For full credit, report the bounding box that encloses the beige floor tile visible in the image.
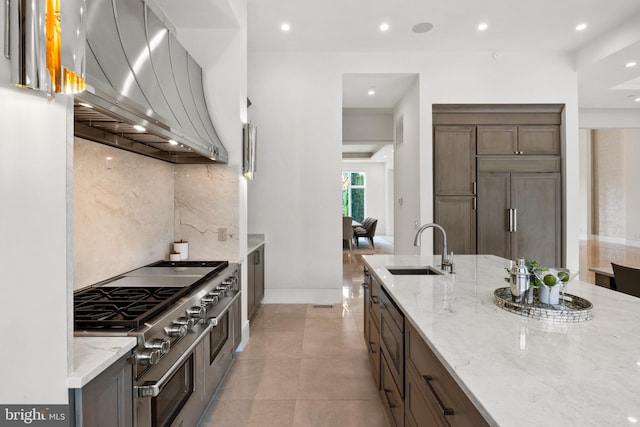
[301,330,368,360]
[304,316,359,333]
[238,329,304,360]
[250,315,307,333]
[306,303,357,319]
[297,358,380,400]
[292,399,390,427]
[259,303,309,317]
[216,359,301,401]
[200,400,295,427]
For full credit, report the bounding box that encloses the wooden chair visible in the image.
[611,263,640,298]
[354,218,378,248]
[343,216,354,254]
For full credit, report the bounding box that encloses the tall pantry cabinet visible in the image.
[433,105,564,267]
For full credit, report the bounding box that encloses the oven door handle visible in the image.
[135,324,213,398]
[208,292,241,326]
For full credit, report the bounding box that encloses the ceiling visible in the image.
[247,0,640,110]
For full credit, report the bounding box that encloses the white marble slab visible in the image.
[248,234,265,254]
[363,254,640,427]
[67,337,137,388]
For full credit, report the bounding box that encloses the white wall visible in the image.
[579,108,640,128]
[624,129,640,245]
[342,108,393,142]
[248,50,582,292]
[342,162,388,234]
[394,78,421,255]
[0,86,71,402]
[247,54,343,303]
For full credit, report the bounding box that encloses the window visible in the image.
[342,172,365,222]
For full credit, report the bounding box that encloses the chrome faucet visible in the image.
[413,223,454,272]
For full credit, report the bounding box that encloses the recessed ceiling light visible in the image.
[412,22,434,33]
[379,22,390,32]
[575,23,587,31]
[625,61,637,68]
[628,417,638,424]
[635,97,640,102]
[477,22,488,31]
[368,87,376,96]
[133,124,146,132]
[168,139,178,145]
[281,22,291,32]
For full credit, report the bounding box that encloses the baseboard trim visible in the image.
[262,288,343,305]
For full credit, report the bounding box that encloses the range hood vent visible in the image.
[74,0,228,164]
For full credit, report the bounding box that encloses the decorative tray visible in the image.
[494,287,593,323]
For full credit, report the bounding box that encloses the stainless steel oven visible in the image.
[75,261,241,427]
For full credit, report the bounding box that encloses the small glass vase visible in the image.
[538,284,560,305]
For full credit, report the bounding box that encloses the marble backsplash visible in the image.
[73,138,239,289]
[174,164,239,261]
[73,138,175,289]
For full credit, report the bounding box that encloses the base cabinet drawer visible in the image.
[381,350,404,427]
[367,313,381,389]
[406,362,449,427]
[407,323,489,427]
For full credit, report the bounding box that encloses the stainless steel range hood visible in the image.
[74,0,228,164]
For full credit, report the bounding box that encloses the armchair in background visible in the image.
[343,216,354,254]
[354,218,377,248]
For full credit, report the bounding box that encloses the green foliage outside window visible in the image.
[342,172,365,223]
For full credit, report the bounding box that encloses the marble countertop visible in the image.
[68,337,137,388]
[363,254,640,427]
[248,233,265,254]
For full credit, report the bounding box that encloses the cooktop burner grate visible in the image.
[73,260,229,331]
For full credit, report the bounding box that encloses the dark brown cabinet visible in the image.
[434,126,476,196]
[406,323,489,427]
[363,268,382,389]
[247,245,264,322]
[433,105,564,264]
[477,125,560,155]
[477,171,561,267]
[433,125,477,255]
[71,353,133,427]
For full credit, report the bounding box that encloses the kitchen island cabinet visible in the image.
[362,254,640,426]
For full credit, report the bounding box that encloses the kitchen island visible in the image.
[363,254,640,426]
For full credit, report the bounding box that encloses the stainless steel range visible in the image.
[74,260,241,427]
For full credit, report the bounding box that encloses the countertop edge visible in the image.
[247,234,265,254]
[67,337,137,388]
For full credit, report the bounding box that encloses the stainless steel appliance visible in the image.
[74,260,241,427]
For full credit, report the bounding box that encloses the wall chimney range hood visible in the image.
[74,0,228,164]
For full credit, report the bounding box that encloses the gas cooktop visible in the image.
[73,260,229,330]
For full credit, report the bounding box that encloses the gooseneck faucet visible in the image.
[413,223,454,272]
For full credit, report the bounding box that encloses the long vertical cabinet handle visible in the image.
[473,197,476,210]
[472,181,477,195]
[508,209,513,232]
[513,208,517,232]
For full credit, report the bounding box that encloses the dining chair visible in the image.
[343,216,354,255]
[611,263,640,298]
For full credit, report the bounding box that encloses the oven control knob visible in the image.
[135,348,160,366]
[146,338,171,355]
[215,286,227,297]
[201,294,219,307]
[187,305,206,320]
[164,323,188,338]
[174,316,195,330]
[222,278,236,289]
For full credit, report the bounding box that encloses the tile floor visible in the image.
[199,247,391,427]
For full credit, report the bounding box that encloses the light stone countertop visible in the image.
[363,254,640,427]
[67,337,137,388]
[248,233,265,254]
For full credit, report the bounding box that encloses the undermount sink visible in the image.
[386,266,444,275]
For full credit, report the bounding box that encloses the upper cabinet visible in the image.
[433,126,476,195]
[477,125,560,155]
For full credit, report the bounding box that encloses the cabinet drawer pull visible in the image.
[423,375,454,416]
[368,341,377,354]
[371,295,380,304]
[383,388,397,408]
